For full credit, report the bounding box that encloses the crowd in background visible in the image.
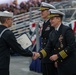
[0,0,42,15]
[0,0,75,15]
[0,0,69,15]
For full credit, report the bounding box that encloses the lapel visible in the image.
[53,24,63,47]
[42,19,50,35]
[42,19,50,31]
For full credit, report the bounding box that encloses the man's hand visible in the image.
[32,52,40,60]
[49,54,58,61]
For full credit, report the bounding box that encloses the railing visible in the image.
[58,8,76,41]
[10,7,42,51]
[10,7,76,52]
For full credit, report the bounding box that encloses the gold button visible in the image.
[44,43,46,44]
[58,48,60,50]
[61,60,63,62]
[65,50,67,52]
[54,49,56,50]
[45,38,46,39]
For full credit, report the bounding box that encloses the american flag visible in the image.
[69,20,76,34]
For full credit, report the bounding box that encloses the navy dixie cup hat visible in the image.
[0,11,13,17]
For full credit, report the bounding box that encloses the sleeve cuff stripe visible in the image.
[40,49,47,58]
[59,50,68,59]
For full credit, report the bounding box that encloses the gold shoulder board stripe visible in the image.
[59,50,68,59]
[40,49,47,58]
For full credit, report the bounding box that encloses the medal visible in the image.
[59,35,63,48]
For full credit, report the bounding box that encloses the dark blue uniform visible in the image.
[0,25,33,75]
[40,24,76,75]
[41,19,57,75]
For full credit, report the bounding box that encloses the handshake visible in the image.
[32,52,58,61]
[32,52,40,60]
[32,52,58,68]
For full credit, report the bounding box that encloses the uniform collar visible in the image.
[44,19,49,23]
[55,23,61,31]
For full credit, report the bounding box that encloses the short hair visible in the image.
[0,17,8,23]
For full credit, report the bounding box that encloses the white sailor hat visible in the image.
[48,9,65,18]
[40,2,55,11]
[0,11,13,17]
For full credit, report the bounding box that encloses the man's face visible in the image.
[41,10,49,19]
[6,17,13,27]
[50,17,61,28]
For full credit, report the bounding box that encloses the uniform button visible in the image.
[65,50,67,52]
[61,60,63,62]
[44,43,46,45]
[58,48,60,50]
[45,38,46,39]
[54,49,56,50]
